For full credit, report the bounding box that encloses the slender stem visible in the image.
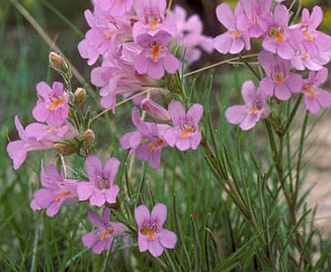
[283,95,303,133]
[238,54,261,80]
[183,54,257,77]
[91,89,152,122]
[293,111,309,212]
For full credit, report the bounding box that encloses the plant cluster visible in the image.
[6,0,331,271]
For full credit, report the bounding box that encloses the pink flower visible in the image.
[225,80,270,130]
[78,9,118,66]
[82,209,125,254]
[134,203,177,257]
[141,98,170,121]
[77,155,120,207]
[300,68,331,114]
[214,3,251,54]
[132,0,176,39]
[95,0,133,16]
[258,50,302,100]
[7,116,76,170]
[294,6,331,55]
[120,107,170,169]
[163,101,203,151]
[259,4,303,59]
[30,163,78,217]
[170,5,213,64]
[134,31,180,79]
[291,43,330,71]
[237,0,272,38]
[32,81,69,127]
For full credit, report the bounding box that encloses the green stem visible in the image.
[293,110,309,214]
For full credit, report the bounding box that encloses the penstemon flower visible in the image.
[299,68,331,114]
[77,155,120,207]
[132,0,176,39]
[30,163,78,217]
[163,101,203,151]
[7,116,76,170]
[134,203,177,257]
[82,209,125,254]
[32,81,69,127]
[134,31,180,79]
[259,4,303,60]
[120,107,170,169]
[258,50,303,100]
[214,3,251,55]
[225,80,270,130]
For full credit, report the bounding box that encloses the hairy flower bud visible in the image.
[141,98,170,121]
[83,129,95,147]
[54,142,76,155]
[74,88,86,104]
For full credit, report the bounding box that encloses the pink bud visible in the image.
[141,99,170,121]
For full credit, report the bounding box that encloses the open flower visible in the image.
[299,68,331,114]
[120,107,170,169]
[7,116,76,170]
[258,50,302,100]
[82,209,125,254]
[214,3,251,54]
[77,155,120,207]
[134,203,177,257]
[32,81,69,127]
[225,80,270,130]
[30,163,78,217]
[134,31,180,79]
[163,101,203,151]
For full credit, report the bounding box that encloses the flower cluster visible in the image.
[214,0,331,129]
[121,99,203,168]
[79,0,213,111]
[6,80,77,170]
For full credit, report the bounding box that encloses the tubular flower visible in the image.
[135,203,177,257]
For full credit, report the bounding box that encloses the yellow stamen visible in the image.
[148,139,164,153]
[303,31,313,41]
[275,75,284,84]
[181,128,195,138]
[55,191,70,201]
[302,86,317,99]
[149,19,158,30]
[48,127,57,133]
[50,98,65,110]
[152,43,161,62]
[270,29,284,43]
[248,108,260,114]
[147,229,155,240]
[105,30,115,39]
[232,31,240,39]
[302,53,310,59]
[99,229,114,241]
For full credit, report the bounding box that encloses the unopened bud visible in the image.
[141,98,170,121]
[83,129,95,147]
[49,52,68,73]
[74,88,86,104]
[54,142,76,155]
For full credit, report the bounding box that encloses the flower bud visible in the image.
[74,88,86,104]
[83,129,95,147]
[141,98,170,121]
[49,52,68,73]
[54,142,76,155]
